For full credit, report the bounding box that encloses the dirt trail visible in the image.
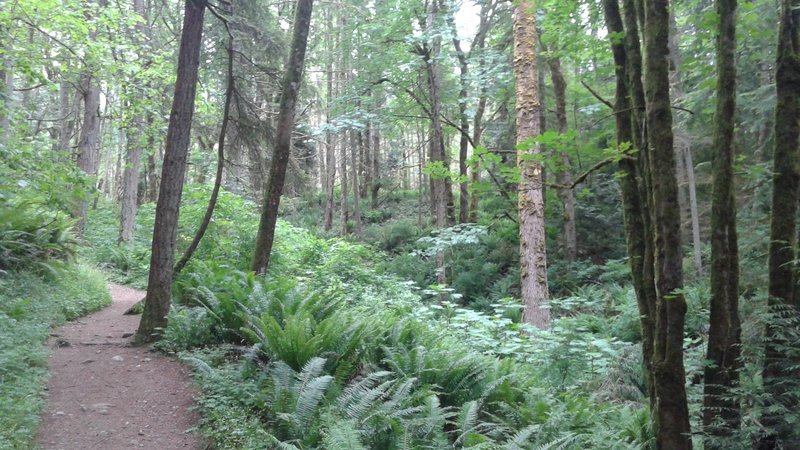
[36,284,204,450]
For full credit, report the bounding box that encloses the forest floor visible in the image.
[36,284,205,450]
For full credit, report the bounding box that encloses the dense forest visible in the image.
[1,0,799,448]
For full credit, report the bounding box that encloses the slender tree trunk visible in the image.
[622,0,658,408]
[119,0,148,243]
[74,70,102,235]
[174,35,234,276]
[546,56,578,262]
[370,103,381,209]
[761,0,800,447]
[642,0,692,447]
[251,0,314,275]
[514,1,549,328]
[339,135,349,235]
[351,130,362,235]
[667,7,703,277]
[451,18,470,224]
[322,13,335,232]
[57,79,73,152]
[684,145,702,275]
[603,0,656,407]
[135,0,207,344]
[703,0,742,441]
[424,0,454,227]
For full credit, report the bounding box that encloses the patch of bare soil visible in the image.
[36,284,204,450]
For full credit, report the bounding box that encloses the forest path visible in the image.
[36,284,204,450]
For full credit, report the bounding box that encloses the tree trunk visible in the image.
[703,0,742,441]
[119,0,148,243]
[761,0,800,447]
[173,35,234,276]
[370,106,381,209]
[683,145,702,275]
[57,79,73,152]
[514,1,549,329]
[451,17,470,224]
[546,56,577,262]
[74,69,102,235]
[135,0,207,344]
[642,0,692,446]
[602,0,656,407]
[250,0,314,275]
[322,8,335,233]
[351,130,362,235]
[424,0,454,227]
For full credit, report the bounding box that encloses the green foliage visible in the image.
[0,200,76,274]
[170,225,656,449]
[0,264,110,448]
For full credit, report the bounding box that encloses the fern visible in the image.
[322,418,367,450]
[503,424,541,449]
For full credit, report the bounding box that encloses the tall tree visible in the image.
[74,0,106,235]
[545,55,577,262]
[173,31,234,276]
[601,0,656,407]
[251,0,314,275]
[322,7,336,232]
[703,0,741,441]
[761,0,800,447]
[642,0,692,446]
[119,0,149,243]
[135,0,207,344]
[514,0,549,328]
[422,0,454,228]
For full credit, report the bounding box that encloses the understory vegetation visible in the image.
[80,185,796,449]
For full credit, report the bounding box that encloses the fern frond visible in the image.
[503,424,540,450]
[294,374,333,429]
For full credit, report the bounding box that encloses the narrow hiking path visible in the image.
[36,284,204,450]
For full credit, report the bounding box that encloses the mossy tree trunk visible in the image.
[642,0,692,447]
[135,0,207,344]
[601,0,656,408]
[703,0,742,441]
[251,0,314,275]
[761,0,800,447]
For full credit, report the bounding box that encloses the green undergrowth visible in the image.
[0,264,110,449]
[148,224,653,448]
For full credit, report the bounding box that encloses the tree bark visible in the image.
[424,0,454,227]
[683,145,702,275]
[251,0,314,275]
[351,130,362,235]
[761,0,800,447]
[370,101,381,209]
[514,1,549,329]
[602,0,656,408]
[135,0,207,344]
[449,13,470,224]
[322,8,335,232]
[119,0,149,243]
[642,0,692,446]
[546,56,578,262]
[703,0,742,441]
